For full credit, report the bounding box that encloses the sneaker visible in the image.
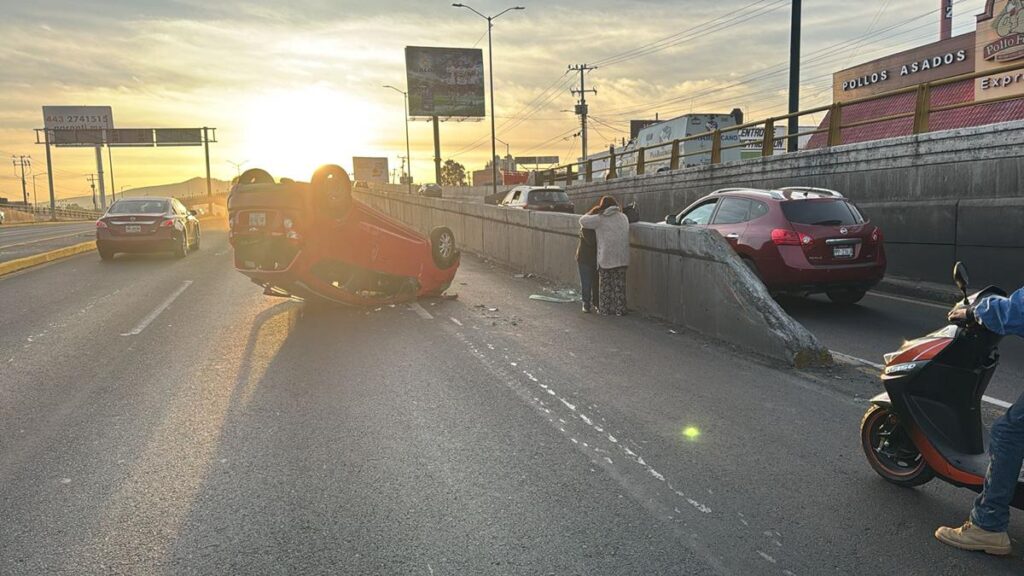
[935,520,1011,555]
[582,303,591,313]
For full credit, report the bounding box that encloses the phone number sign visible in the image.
[42,106,114,130]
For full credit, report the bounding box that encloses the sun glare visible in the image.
[240,84,384,180]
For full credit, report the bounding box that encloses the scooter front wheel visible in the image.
[860,405,935,487]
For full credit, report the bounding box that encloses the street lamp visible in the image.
[383,85,413,194]
[227,160,248,178]
[452,2,525,195]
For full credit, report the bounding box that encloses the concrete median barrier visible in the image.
[356,189,831,367]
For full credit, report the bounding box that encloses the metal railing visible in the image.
[0,203,103,223]
[540,59,1024,186]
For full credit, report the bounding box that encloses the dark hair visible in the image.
[587,195,619,215]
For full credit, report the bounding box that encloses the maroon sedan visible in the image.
[96,197,201,260]
[664,187,886,304]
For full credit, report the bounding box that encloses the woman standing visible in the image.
[579,196,630,316]
[576,223,599,313]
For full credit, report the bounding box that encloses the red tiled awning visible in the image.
[806,79,1024,148]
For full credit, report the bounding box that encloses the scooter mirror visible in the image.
[953,261,970,302]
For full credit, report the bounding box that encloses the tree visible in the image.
[440,159,467,187]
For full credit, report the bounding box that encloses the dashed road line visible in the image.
[121,281,193,336]
[408,302,433,320]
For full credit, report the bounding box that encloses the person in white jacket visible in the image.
[579,196,630,315]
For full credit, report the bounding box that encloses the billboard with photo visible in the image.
[352,157,389,184]
[405,46,485,118]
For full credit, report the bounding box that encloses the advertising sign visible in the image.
[155,128,203,146]
[42,106,114,131]
[633,113,741,170]
[976,0,1024,102]
[352,157,389,184]
[405,46,485,117]
[831,33,974,101]
[515,156,559,165]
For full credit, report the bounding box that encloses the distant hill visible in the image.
[122,177,233,199]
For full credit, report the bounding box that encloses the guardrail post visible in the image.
[669,140,680,170]
[585,159,593,182]
[636,147,646,175]
[827,103,843,147]
[710,130,722,165]
[565,163,574,186]
[607,145,617,180]
[762,119,775,157]
[913,83,931,134]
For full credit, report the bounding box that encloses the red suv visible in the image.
[663,187,886,304]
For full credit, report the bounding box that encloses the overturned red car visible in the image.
[228,165,459,306]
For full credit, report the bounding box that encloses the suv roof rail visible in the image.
[710,187,755,195]
[776,186,844,198]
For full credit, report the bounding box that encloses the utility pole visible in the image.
[12,155,31,205]
[569,65,597,162]
[787,0,802,153]
[87,174,99,211]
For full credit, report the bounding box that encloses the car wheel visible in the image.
[174,231,188,258]
[827,288,866,305]
[98,247,115,261]
[312,164,352,218]
[430,227,458,269]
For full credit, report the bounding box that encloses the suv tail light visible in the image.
[771,228,813,246]
[871,227,882,242]
[96,220,108,228]
[160,218,175,227]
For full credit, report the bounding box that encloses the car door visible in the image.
[708,196,752,252]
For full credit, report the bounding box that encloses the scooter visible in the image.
[860,262,1024,508]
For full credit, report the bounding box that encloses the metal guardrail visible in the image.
[541,59,1024,186]
[0,203,102,223]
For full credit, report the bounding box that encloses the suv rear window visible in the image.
[781,199,862,226]
[529,190,569,203]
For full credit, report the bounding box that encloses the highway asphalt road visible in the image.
[1,228,1022,575]
[0,221,95,263]
[781,291,1024,405]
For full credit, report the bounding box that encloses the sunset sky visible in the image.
[0,0,985,202]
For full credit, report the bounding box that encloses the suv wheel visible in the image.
[827,288,867,305]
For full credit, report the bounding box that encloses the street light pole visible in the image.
[787,0,801,152]
[384,85,413,193]
[452,3,525,196]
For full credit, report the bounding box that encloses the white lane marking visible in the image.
[408,302,433,319]
[867,291,949,311]
[0,231,91,250]
[449,317,462,326]
[121,281,193,336]
[830,350,1013,409]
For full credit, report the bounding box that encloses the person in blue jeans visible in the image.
[936,286,1024,555]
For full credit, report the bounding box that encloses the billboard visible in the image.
[42,106,114,131]
[352,157,389,184]
[975,0,1024,103]
[155,128,203,146]
[405,46,485,117]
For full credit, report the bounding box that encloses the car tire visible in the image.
[860,404,935,487]
[235,168,275,186]
[430,227,458,269]
[98,247,115,261]
[312,164,352,218]
[174,231,188,258]
[827,288,866,305]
